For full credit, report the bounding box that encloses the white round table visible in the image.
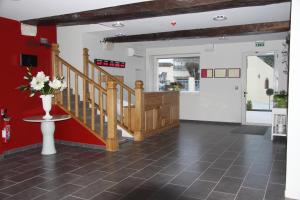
[23,115,71,155]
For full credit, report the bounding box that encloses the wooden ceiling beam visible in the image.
[104,21,290,43]
[22,0,290,26]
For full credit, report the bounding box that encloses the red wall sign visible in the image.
[94,59,125,68]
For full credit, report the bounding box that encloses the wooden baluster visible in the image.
[134,80,145,141]
[99,90,104,138]
[75,73,79,117]
[67,67,71,111]
[128,92,131,131]
[91,84,95,131]
[106,81,119,151]
[120,87,124,125]
[91,64,95,81]
[58,60,63,104]
[83,78,87,124]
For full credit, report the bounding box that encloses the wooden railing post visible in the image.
[51,44,60,104]
[83,48,90,101]
[134,80,145,141]
[106,80,119,151]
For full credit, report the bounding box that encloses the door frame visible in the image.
[241,51,278,125]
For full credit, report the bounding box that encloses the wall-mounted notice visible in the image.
[94,59,126,68]
[214,68,227,78]
[228,68,241,78]
[201,69,214,78]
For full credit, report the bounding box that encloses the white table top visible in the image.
[23,115,71,123]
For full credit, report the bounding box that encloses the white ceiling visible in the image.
[97,2,291,37]
[0,0,291,42]
[0,0,151,21]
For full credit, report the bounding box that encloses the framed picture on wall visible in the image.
[201,69,213,78]
[214,68,227,78]
[228,68,241,78]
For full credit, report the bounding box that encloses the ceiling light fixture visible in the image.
[112,21,125,28]
[213,15,227,21]
[115,33,126,37]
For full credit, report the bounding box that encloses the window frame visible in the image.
[155,54,201,93]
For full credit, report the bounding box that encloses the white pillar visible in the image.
[285,1,300,199]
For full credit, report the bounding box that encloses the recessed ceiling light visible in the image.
[213,15,227,21]
[112,21,125,28]
[219,36,228,40]
[115,33,126,37]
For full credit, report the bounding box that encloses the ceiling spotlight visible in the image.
[213,15,227,21]
[112,21,125,28]
[219,35,228,40]
[115,33,126,37]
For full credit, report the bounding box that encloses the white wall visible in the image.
[146,40,287,123]
[82,33,145,88]
[57,26,287,123]
[285,0,300,199]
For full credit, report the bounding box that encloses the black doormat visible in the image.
[231,125,269,135]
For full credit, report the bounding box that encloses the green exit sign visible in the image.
[255,41,265,47]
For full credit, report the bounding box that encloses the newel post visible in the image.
[106,81,119,151]
[51,44,60,104]
[51,44,60,77]
[134,80,145,141]
[83,48,90,101]
[83,48,89,77]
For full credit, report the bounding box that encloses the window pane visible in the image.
[158,56,200,91]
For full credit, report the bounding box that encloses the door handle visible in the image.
[244,91,248,97]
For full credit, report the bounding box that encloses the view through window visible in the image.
[158,56,200,91]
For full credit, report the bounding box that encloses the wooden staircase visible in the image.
[51,44,145,151]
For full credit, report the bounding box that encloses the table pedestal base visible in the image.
[41,121,56,155]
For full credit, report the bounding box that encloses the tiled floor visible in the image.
[0,121,286,200]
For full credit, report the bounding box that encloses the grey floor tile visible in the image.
[34,184,82,200]
[210,159,233,170]
[107,177,145,195]
[186,161,211,173]
[236,187,265,200]
[183,180,216,199]
[132,165,162,179]
[207,191,236,200]
[242,173,268,190]
[214,177,243,194]
[171,171,201,186]
[265,183,286,200]
[4,187,47,200]
[225,165,249,179]
[199,168,225,182]
[140,173,174,191]
[72,179,115,199]
[149,184,187,200]
[91,192,121,200]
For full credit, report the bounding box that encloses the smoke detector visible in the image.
[213,15,227,21]
[112,21,125,28]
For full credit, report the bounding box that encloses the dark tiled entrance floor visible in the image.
[0,122,286,200]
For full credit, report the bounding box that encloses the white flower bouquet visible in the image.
[19,68,66,97]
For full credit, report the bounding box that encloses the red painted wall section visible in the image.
[52,106,106,146]
[0,17,56,153]
[0,17,105,155]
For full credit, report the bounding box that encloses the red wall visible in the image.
[0,17,105,155]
